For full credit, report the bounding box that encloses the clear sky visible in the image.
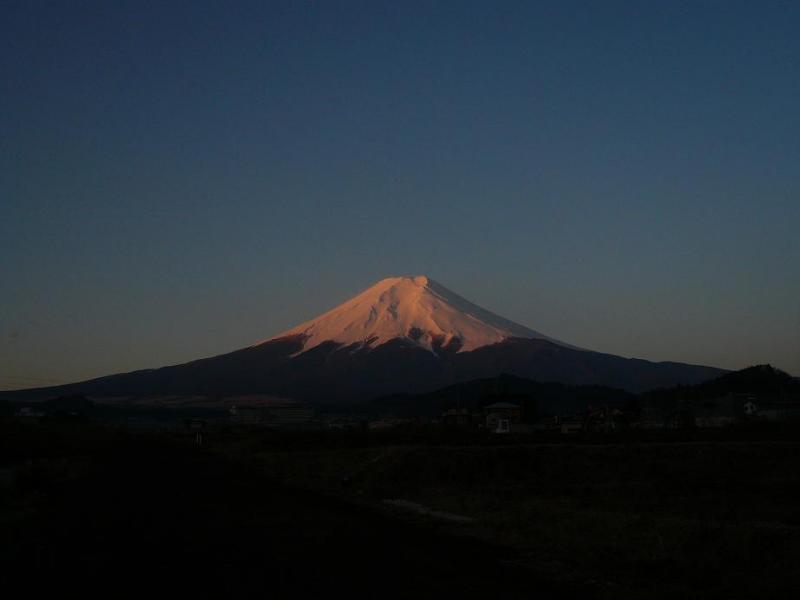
[2,0,798,389]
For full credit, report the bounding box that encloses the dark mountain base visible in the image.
[2,336,724,403]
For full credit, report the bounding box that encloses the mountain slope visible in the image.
[1,275,726,402]
[2,336,723,402]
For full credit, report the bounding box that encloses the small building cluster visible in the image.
[433,397,636,435]
[228,400,314,429]
[419,391,800,435]
[637,392,800,430]
[435,396,538,434]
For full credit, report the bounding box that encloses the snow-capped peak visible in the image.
[260,275,571,354]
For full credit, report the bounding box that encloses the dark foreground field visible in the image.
[0,420,562,599]
[3,420,800,599]
[217,428,800,599]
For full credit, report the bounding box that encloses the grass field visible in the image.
[214,428,800,599]
[3,419,799,598]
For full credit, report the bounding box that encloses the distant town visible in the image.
[7,365,799,439]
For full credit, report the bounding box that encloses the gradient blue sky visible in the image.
[2,0,798,389]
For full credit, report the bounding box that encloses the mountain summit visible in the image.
[266,275,569,353]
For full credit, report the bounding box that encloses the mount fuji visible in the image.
[4,275,724,402]
[263,275,574,354]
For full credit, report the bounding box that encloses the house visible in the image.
[441,408,473,427]
[692,394,747,427]
[691,393,800,427]
[15,406,45,418]
[749,400,800,422]
[484,402,521,434]
[183,418,206,445]
[560,420,584,434]
[584,405,626,433]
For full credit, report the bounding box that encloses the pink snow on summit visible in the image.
[261,275,571,354]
